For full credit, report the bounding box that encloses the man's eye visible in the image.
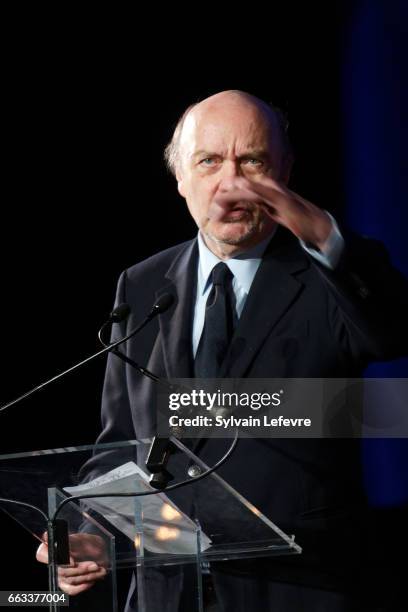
[199,158,216,166]
[242,158,263,166]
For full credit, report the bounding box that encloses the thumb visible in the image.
[36,542,49,564]
[36,538,75,567]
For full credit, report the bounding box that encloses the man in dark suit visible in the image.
[37,90,408,610]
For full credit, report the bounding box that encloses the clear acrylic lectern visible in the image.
[0,438,301,611]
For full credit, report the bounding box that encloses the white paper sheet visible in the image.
[64,462,211,554]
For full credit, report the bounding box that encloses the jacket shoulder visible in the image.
[124,239,195,283]
[112,239,196,314]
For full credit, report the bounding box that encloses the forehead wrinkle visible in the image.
[179,98,281,170]
[192,122,271,155]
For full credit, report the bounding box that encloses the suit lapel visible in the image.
[154,230,310,380]
[155,240,198,378]
[221,228,310,377]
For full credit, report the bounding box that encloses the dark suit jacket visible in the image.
[83,227,408,601]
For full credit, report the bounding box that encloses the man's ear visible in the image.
[176,170,186,198]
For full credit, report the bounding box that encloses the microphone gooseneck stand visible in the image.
[0,295,239,608]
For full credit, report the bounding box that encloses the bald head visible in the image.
[188,90,282,132]
[165,91,293,258]
[164,90,292,178]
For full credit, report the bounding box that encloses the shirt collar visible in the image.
[197,228,276,295]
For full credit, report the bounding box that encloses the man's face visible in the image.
[176,97,287,255]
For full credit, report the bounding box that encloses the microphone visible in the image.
[96,296,196,489]
[0,295,174,415]
[147,294,174,318]
[96,294,237,491]
[109,303,131,323]
[98,302,132,346]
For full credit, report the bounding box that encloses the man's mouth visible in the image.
[214,201,255,222]
[223,209,250,221]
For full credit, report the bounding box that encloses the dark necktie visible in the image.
[194,262,237,378]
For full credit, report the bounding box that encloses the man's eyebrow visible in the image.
[191,149,270,160]
[191,150,219,159]
[239,149,270,159]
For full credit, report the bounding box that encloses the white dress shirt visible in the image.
[192,216,344,356]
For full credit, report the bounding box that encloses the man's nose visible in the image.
[218,163,243,193]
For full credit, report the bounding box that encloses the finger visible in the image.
[215,181,289,216]
[213,188,263,207]
[259,202,279,220]
[248,182,289,210]
[246,175,289,197]
[220,176,286,196]
[58,562,103,578]
[60,566,107,586]
[36,543,48,564]
[237,175,296,210]
[36,544,77,570]
[259,201,300,230]
[68,534,107,563]
[68,533,103,551]
[58,578,97,596]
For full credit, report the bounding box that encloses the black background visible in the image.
[1,4,405,607]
